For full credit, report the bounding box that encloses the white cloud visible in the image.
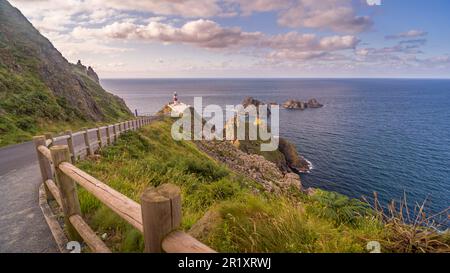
[226,0,291,15]
[227,0,373,33]
[385,30,428,40]
[72,19,358,58]
[268,50,327,61]
[262,33,357,51]
[72,19,263,49]
[10,0,222,19]
[10,0,447,77]
[90,0,222,18]
[277,0,372,33]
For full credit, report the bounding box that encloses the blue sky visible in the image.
[9,0,450,78]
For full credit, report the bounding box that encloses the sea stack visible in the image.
[283,98,323,110]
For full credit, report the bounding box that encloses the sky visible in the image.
[8,0,450,78]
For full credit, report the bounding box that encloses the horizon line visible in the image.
[100,76,450,80]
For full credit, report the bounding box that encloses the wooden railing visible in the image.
[34,117,215,253]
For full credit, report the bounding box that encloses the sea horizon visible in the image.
[101,77,450,80]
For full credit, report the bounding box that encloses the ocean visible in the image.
[102,78,450,217]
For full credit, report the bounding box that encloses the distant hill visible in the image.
[0,0,132,146]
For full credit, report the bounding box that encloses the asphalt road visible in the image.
[0,119,157,253]
[0,129,111,252]
[0,140,58,253]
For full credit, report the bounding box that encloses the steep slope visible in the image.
[0,0,132,146]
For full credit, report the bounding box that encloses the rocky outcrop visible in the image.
[283,98,323,110]
[283,100,307,110]
[279,138,311,173]
[87,66,100,83]
[225,99,312,174]
[74,60,100,84]
[281,173,302,190]
[241,97,271,115]
[196,140,302,193]
[306,98,323,108]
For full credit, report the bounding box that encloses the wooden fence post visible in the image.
[113,125,117,142]
[65,130,76,163]
[45,133,53,147]
[141,184,181,253]
[33,136,53,201]
[106,126,111,145]
[97,127,103,148]
[83,128,92,157]
[50,145,82,241]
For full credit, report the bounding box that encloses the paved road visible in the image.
[0,120,156,252]
[0,130,107,252]
[0,141,58,253]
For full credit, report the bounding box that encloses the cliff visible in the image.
[0,0,132,146]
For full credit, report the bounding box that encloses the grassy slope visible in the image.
[0,0,132,147]
[0,64,131,147]
[76,118,392,253]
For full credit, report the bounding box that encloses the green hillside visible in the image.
[0,0,132,147]
[76,117,450,253]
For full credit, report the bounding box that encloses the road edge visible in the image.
[38,183,68,253]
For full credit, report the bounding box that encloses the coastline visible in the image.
[69,115,450,252]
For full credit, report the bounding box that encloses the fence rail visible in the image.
[34,116,215,253]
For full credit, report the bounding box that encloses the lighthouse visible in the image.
[173,92,179,105]
[168,92,190,115]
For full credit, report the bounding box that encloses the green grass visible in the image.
[75,117,400,253]
[0,66,131,147]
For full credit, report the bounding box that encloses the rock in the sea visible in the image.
[306,98,323,108]
[279,138,311,173]
[283,100,306,110]
[241,97,271,115]
[282,98,323,110]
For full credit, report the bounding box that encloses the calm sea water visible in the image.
[102,78,450,216]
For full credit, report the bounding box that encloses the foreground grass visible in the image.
[75,117,399,253]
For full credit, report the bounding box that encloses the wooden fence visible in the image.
[34,117,215,253]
